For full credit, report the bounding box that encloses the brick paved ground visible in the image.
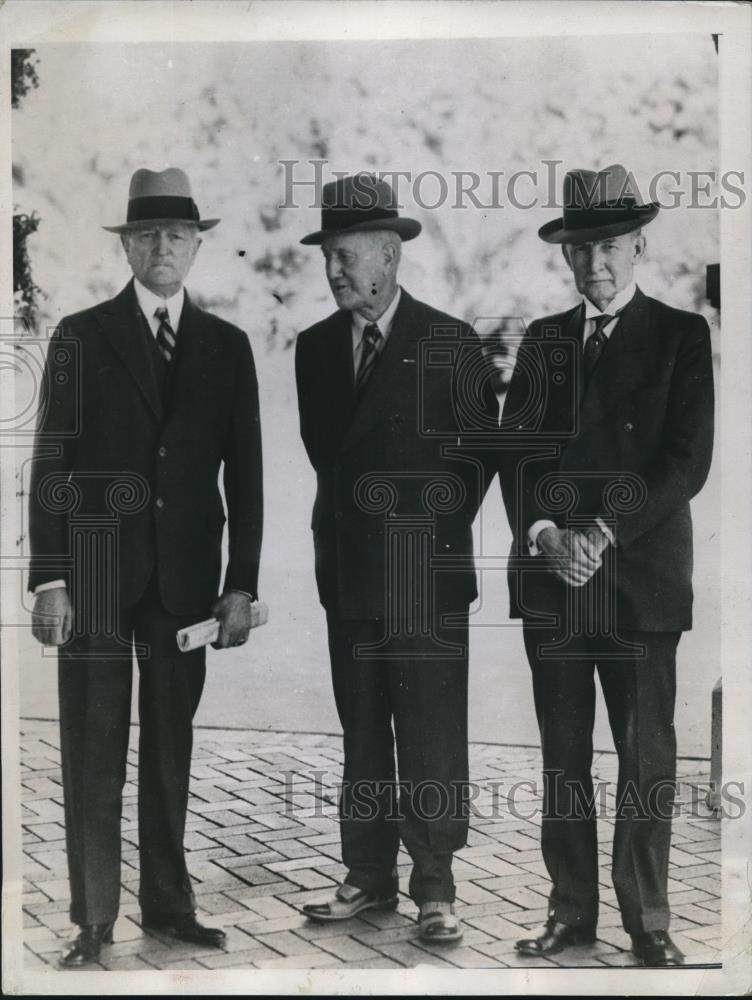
[20,720,721,972]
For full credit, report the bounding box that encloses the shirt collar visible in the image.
[133,277,186,330]
[582,281,637,320]
[351,286,402,344]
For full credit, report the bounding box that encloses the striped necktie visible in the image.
[356,322,382,396]
[154,305,177,363]
[583,313,612,383]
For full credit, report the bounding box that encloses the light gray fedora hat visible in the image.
[103,167,220,233]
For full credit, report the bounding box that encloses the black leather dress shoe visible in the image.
[302,883,399,922]
[631,930,684,967]
[58,922,114,968]
[516,918,597,957]
[141,913,226,947]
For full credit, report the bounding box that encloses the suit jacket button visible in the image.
[624,422,634,432]
[334,511,343,520]
[158,446,167,457]
[156,498,164,509]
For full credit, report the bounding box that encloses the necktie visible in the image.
[154,306,176,363]
[355,322,382,395]
[583,313,612,383]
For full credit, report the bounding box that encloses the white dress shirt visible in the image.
[581,281,636,347]
[351,286,402,372]
[133,278,186,337]
[527,283,637,556]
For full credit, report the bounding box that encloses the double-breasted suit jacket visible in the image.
[501,287,714,634]
[295,289,498,623]
[500,285,714,936]
[29,279,263,615]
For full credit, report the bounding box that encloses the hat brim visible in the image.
[538,204,659,244]
[103,218,220,234]
[300,217,421,246]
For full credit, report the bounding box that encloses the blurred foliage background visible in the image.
[12,49,41,327]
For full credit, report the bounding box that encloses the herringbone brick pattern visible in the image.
[20,720,721,971]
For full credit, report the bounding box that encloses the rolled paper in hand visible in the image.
[176,601,269,652]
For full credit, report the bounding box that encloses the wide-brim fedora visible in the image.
[300,173,421,245]
[539,164,659,244]
[103,167,220,233]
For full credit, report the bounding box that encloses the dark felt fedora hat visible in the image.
[300,173,421,245]
[538,164,659,244]
[103,167,220,233]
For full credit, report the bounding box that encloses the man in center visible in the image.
[295,174,498,942]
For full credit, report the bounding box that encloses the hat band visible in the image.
[319,205,398,233]
[126,195,200,224]
[562,202,648,232]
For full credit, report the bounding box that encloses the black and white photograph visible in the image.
[1,1,750,994]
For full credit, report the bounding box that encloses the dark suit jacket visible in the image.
[295,289,498,621]
[29,280,263,616]
[500,287,714,633]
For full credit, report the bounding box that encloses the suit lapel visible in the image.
[577,288,655,436]
[548,303,583,419]
[317,310,357,455]
[566,301,585,347]
[98,280,163,422]
[330,308,356,412]
[557,301,584,366]
[341,290,419,453]
[603,285,651,359]
[582,286,651,395]
[168,290,206,417]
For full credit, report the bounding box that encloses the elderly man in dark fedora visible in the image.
[501,165,714,966]
[295,173,498,943]
[29,167,263,966]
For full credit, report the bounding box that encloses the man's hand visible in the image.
[210,592,253,649]
[32,588,72,646]
[585,525,611,560]
[537,526,609,587]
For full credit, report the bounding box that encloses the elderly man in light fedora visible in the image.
[29,168,263,966]
[501,165,714,966]
[295,174,498,943]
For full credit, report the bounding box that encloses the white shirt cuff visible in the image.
[228,589,256,603]
[595,517,615,545]
[34,580,67,594]
[528,520,557,556]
